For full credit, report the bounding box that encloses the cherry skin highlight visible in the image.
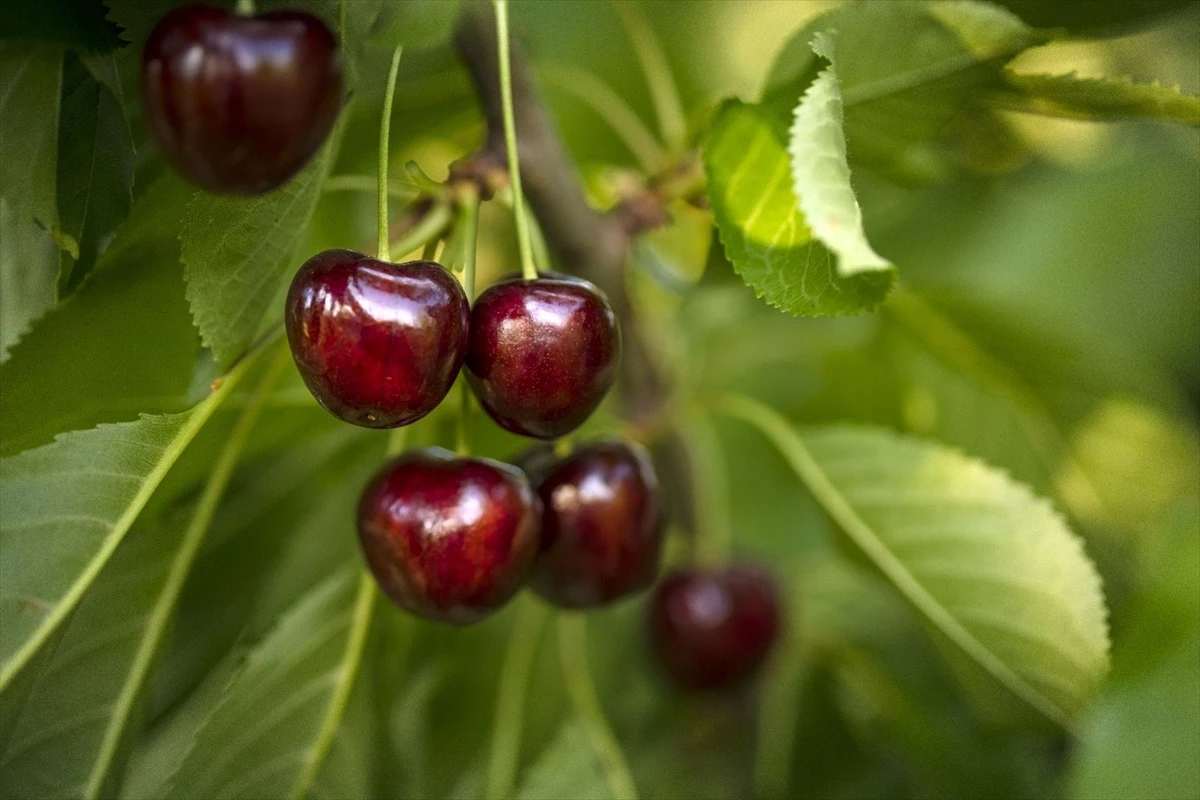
[529,440,664,608]
[647,565,782,691]
[466,275,620,440]
[285,250,469,428]
[357,448,541,624]
[141,4,343,194]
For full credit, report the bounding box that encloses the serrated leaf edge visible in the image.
[714,395,1111,728]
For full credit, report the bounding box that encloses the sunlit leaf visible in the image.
[704,100,892,317]
[788,32,892,280]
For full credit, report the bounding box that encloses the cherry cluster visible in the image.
[141,4,781,692]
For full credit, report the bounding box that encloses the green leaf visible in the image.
[0,416,188,692]
[764,1,1040,179]
[0,350,258,693]
[516,722,610,800]
[182,138,338,370]
[999,70,1200,125]
[163,569,375,800]
[0,42,63,232]
[716,396,1111,726]
[56,52,135,293]
[704,99,892,317]
[0,352,288,800]
[0,176,198,458]
[0,198,58,361]
[788,32,893,280]
[0,519,187,800]
[0,0,124,52]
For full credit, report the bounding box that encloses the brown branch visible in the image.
[453,2,669,429]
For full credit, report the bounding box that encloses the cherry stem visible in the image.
[493,0,537,281]
[454,185,480,458]
[391,202,453,261]
[613,0,686,153]
[485,597,548,800]
[387,425,409,458]
[378,44,404,262]
[680,413,732,564]
[556,614,639,800]
[235,0,255,15]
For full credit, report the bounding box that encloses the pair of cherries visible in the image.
[358,440,662,624]
[284,252,620,439]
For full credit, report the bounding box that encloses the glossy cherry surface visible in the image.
[141,4,343,194]
[530,441,663,608]
[357,448,541,624]
[466,275,620,440]
[647,565,781,691]
[285,250,469,428]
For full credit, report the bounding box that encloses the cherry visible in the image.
[529,441,664,608]
[141,4,343,194]
[466,275,620,440]
[357,448,541,624]
[285,250,469,428]
[647,565,782,691]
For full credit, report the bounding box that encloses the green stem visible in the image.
[379,45,404,262]
[492,0,537,280]
[613,0,686,151]
[289,571,378,800]
[235,0,255,15]
[486,598,549,800]
[84,345,291,800]
[542,67,665,171]
[324,175,417,199]
[556,615,639,800]
[679,413,732,564]
[391,202,453,262]
[0,327,283,693]
[387,425,409,458]
[458,185,480,302]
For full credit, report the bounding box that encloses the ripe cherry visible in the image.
[529,441,664,608]
[285,250,469,428]
[466,275,620,440]
[357,448,541,624]
[141,4,343,194]
[647,565,782,691]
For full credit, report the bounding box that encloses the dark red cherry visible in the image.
[141,4,343,194]
[647,565,782,691]
[285,250,469,428]
[357,448,541,624]
[466,276,620,440]
[529,441,664,608]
